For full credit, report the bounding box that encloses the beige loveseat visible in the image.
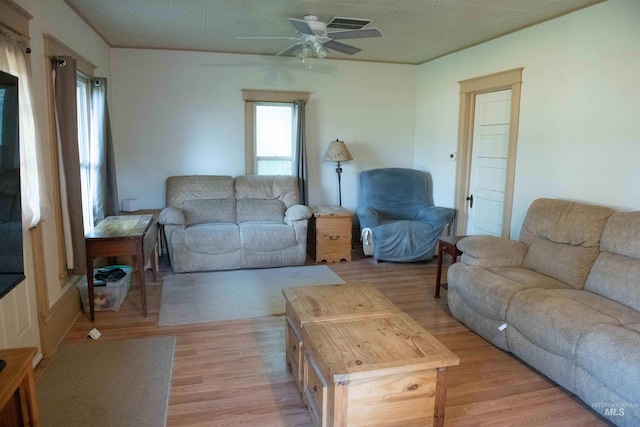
[447,198,640,426]
[159,175,312,273]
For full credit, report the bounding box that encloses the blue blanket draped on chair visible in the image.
[357,168,454,262]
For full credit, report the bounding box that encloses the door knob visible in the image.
[466,194,474,208]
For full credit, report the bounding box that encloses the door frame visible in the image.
[455,68,523,238]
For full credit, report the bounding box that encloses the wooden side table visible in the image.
[85,215,155,321]
[0,347,39,426]
[307,206,352,263]
[121,209,162,278]
[435,236,467,298]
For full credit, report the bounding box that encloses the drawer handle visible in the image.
[292,344,296,352]
[329,235,339,240]
[310,385,318,394]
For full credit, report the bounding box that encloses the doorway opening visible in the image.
[455,68,523,238]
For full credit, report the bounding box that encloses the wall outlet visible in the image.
[449,152,457,161]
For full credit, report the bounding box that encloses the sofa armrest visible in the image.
[285,205,312,223]
[159,207,185,226]
[356,207,381,230]
[458,235,527,267]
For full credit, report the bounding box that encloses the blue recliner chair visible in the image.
[357,168,455,262]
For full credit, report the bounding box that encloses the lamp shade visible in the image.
[323,140,353,162]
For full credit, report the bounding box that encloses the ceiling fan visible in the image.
[240,15,382,61]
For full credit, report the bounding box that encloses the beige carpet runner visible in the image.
[158,265,345,326]
[37,336,175,427]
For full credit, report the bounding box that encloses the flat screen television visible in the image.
[0,69,24,298]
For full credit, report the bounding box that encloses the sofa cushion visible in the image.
[183,199,236,225]
[458,235,527,267]
[599,211,640,259]
[236,199,285,224]
[448,264,571,322]
[448,264,530,321]
[487,267,571,290]
[575,324,640,406]
[235,175,299,208]
[239,223,300,251]
[506,289,621,359]
[547,289,640,325]
[184,223,240,255]
[584,211,640,311]
[519,198,614,248]
[522,240,600,289]
[519,199,614,289]
[166,175,234,207]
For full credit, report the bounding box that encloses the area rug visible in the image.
[158,265,345,326]
[37,336,175,427]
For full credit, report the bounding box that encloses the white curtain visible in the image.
[0,25,49,228]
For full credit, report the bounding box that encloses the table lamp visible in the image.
[323,139,353,206]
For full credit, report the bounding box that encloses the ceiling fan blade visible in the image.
[277,43,303,56]
[324,40,361,55]
[328,28,382,40]
[288,18,314,35]
[238,36,300,40]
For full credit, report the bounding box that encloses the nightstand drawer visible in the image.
[315,217,351,232]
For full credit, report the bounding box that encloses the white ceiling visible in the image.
[63,0,605,65]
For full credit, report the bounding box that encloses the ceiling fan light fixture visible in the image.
[313,41,329,59]
[297,43,313,61]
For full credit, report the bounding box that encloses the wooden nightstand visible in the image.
[308,206,352,263]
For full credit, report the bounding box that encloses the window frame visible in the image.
[253,101,295,175]
[242,89,309,175]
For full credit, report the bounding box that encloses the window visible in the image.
[242,89,310,175]
[254,102,294,175]
[76,73,93,233]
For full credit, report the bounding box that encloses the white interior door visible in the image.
[466,89,511,236]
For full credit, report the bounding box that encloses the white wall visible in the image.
[415,0,640,238]
[111,50,417,213]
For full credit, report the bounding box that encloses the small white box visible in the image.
[121,198,138,212]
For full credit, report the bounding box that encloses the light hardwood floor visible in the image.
[35,253,611,426]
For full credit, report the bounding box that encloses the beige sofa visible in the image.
[447,198,640,426]
[159,175,312,273]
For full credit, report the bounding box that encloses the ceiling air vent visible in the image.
[326,17,374,30]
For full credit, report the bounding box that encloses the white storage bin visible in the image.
[77,265,132,312]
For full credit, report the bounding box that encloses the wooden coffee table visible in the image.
[283,283,459,426]
[85,214,155,321]
[284,282,401,391]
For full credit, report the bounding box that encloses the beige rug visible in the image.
[158,265,345,326]
[37,336,175,427]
